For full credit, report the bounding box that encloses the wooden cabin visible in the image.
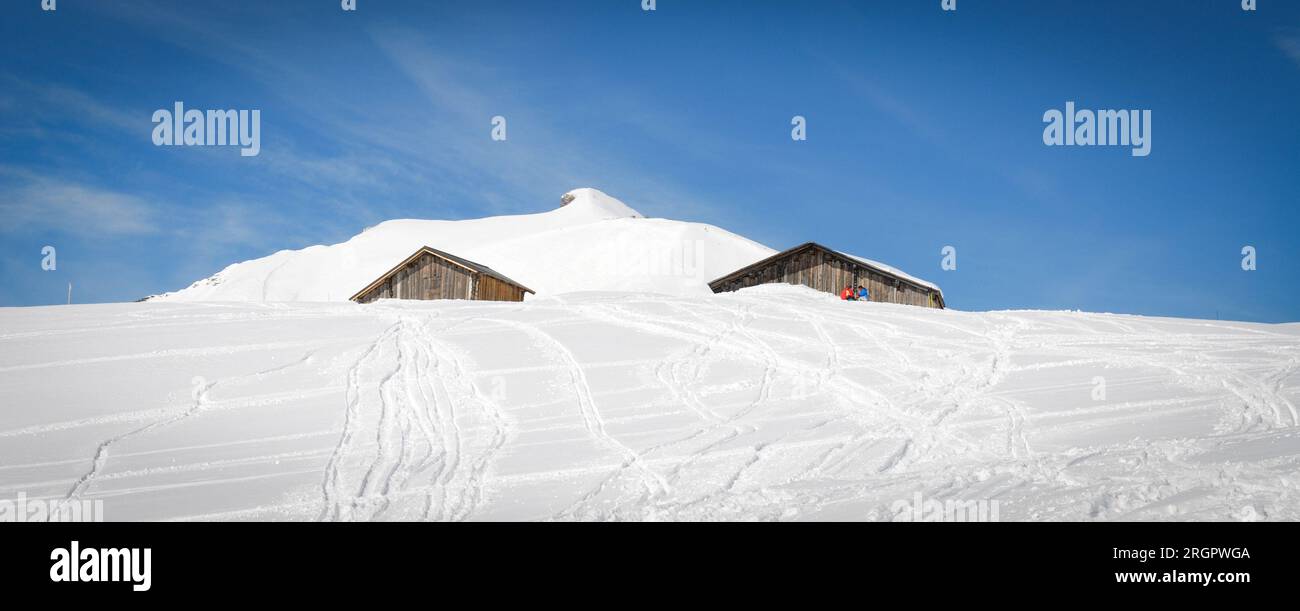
[349,246,535,304]
[708,242,945,308]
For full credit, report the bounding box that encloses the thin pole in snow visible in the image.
[67,282,71,305]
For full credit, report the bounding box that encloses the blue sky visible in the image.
[2,0,1297,321]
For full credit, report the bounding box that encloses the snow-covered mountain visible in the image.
[3,286,1297,521]
[149,188,777,301]
[8,188,1297,522]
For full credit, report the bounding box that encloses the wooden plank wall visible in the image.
[357,252,528,303]
[711,245,942,308]
[358,252,474,303]
[475,275,527,302]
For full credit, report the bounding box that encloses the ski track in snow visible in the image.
[2,286,1298,521]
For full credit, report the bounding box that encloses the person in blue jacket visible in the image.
[857,284,870,302]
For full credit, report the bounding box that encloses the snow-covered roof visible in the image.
[349,245,536,301]
[708,242,943,300]
[838,251,942,295]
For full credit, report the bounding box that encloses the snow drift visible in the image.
[3,285,1298,521]
[149,188,778,301]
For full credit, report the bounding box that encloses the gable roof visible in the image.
[834,251,942,294]
[708,241,943,300]
[349,245,535,301]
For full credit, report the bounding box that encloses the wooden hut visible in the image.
[708,242,945,308]
[349,246,534,304]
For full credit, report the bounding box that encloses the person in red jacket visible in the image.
[840,285,855,300]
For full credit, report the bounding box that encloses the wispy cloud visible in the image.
[364,25,729,221]
[69,1,735,226]
[1276,29,1300,69]
[824,59,1069,209]
[0,173,158,236]
[0,75,139,134]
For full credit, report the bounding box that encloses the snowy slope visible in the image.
[148,188,778,301]
[3,285,1298,521]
